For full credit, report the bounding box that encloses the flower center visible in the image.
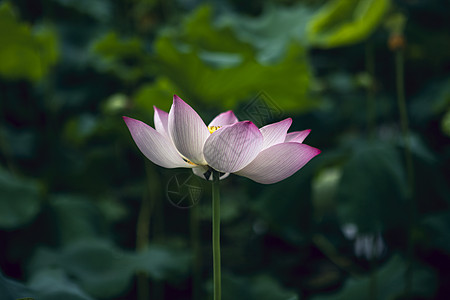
[208,126,221,134]
[183,158,198,166]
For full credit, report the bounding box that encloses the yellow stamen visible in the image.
[208,126,221,134]
[183,158,198,166]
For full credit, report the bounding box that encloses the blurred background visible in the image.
[0,0,449,299]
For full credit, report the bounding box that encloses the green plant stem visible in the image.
[366,42,376,139]
[191,201,201,300]
[212,170,221,300]
[395,49,415,297]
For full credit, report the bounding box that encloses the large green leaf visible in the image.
[28,239,191,298]
[216,273,298,300]
[336,142,407,233]
[28,269,94,300]
[0,2,58,81]
[222,3,314,62]
[0,168,41,229]
[135,5,316,114]
[307,0,390,48]
[312,255,436,300]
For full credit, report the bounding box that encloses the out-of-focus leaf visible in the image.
[250,158,318,245]
[134,77,180,113]
[49,195,102,245]
[442,109,450,137]
[410,77,450,127]
[0,271,33,300]
[312,166,342,221]
[336,142,407,232]
[28,268,93,300]
[217,273,298,300]
[0,2,58,81]
[422,212,450,254]
[91,31,147,82]
[136,5,316,114]
[0,168,41,229]
[307,0,390,48]
[222,3,314,62]
[311,255,437,300]
[28,239,191,298]
[63,114,98,146]
[148,36,314,113]
[50,0,112,21]
[133,245,191,280]
[180,6,254,57]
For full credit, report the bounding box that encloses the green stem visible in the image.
[366,42,376,139]
[395,50,415,297]
[191,201,201,300]
[212,170,221,300]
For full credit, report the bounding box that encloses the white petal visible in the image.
[259,118,292,150]
[153,106,170,138]
[203,121,263,173]
[123,117,192,168]
[235,142,320,184]
[208,110,239,127]
[168,95,210,165]
[285,129,311,143]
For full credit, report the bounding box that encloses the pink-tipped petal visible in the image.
[259,118,292,150]
[235,142,321,184]
[154,106,170,137]
[285,129,311,143]
[203,121,263,173]
[123,116,193,168]
[169,95,210,165]
[208,110,239,127]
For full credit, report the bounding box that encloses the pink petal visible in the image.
[168,95,210,165]
[123,116,193,168]
[235,142,321,184]
[259,118,292,150]
[208,110,239,127]
[153,106,169,137]
[203,121,263,173]
[285,129,311,143]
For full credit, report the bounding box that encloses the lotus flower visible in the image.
[123,95,320,184]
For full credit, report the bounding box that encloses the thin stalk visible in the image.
[136,189,153,300]
[191,201,201,300]
[366,42,376,139]
[395,50,415,297]
[212,170,221,300]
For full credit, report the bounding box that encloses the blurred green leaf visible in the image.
[422,212,450,254]
[49,195,102,245]
[0,2,58,81]
[0,271,33,300]
[0,168,41,229]
[50,0,112,21]
[218,273,298,300]
[307,0,390,48]
[28,268,93,300]
[29,239,191,298]
[91,31,147,82]
[135,5,316,113]
[410,77,450,127]
[442,109,450,137]
[336,142,407,232]
[312,255,436,300]
[312,166,342,221]
[222,3,314,62]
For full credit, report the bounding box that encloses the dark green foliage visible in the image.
[1,0,449,299]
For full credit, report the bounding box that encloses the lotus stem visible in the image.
[212,170,221,300]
